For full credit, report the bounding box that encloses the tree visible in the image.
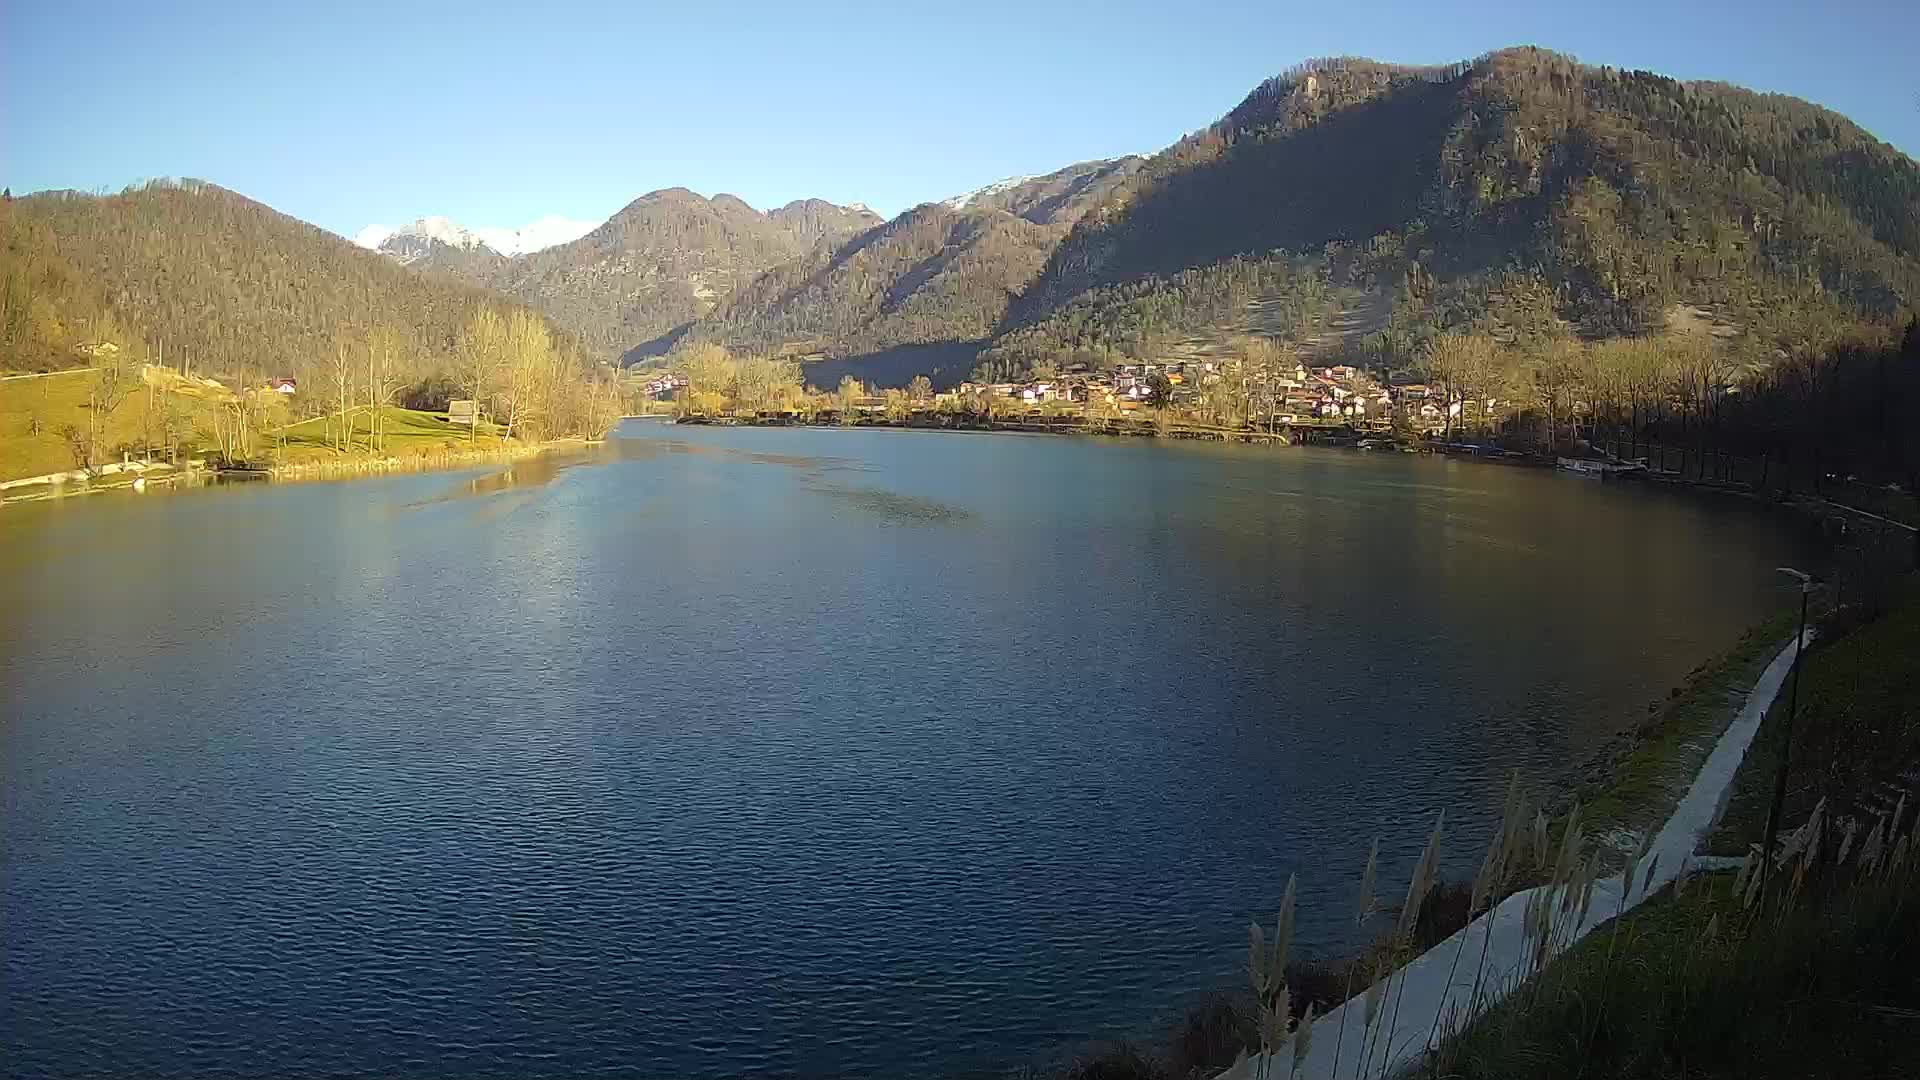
[366,325,409,452]
[883,388,911,421]
[1145,372,1173,408]
[456,307,510,441]
[678,342,738,416]
[836,376,864,425]
[326,340,356,451]
[501,309,554,439]
[907,375,934,402]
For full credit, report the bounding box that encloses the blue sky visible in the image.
[5,0,1915,238]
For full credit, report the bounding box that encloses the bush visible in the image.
[1062,1043,1170,1080]
[1167,993,1253,1077]
[399,374,460,412]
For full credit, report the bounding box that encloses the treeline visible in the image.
[671,342,928,419]
[0,181,624,449]
[1412,315,1920,498]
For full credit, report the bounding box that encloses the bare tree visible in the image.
[456,307,511,441]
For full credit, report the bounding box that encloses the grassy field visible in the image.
[2,368,518,481]
[271,405,507,464]
[0,367,233,482]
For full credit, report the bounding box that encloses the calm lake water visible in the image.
[1,422,1818,1078]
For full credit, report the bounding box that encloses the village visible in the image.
[638,355,1481,435]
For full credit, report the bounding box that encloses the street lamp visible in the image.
[1757,566,1815,903]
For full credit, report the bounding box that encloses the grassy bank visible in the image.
[0,367,231,482]
[270,404,510,464]
[1037,601,1868,1080]
[1571,614,1798,854]
[1422,578,1920,1080]
[1430,865,1920,1079]
[1708,578,1920,855]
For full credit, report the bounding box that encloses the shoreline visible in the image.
[1,439,589,505]
[675,412,1299,444]
[1083,609,1803,1080]
[262,438,582,482]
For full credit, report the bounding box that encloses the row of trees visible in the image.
[671,343,948,420]
[1415,317,1920,498]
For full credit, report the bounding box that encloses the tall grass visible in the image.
[1429,790,1920,1080]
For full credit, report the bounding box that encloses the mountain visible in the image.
[942,157,1145,224]
[0,179,579,392]
[679,202,1062,359]
[990,48,1920,374]
[489,189,882,357]
[354,216,511,281]
[663,159,1145,381]
[354,214,597,258]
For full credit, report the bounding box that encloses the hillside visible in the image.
[945,156,1146,224]
[0,181,625,464]
[990,48,1920,375]
[662,159,1143,382]
[0,181,548,385]
[489,189,880,356]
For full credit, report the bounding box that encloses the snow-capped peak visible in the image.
[471,215,597,256]
[942,175,1035,211]
[351,214,600,259]
[399,216,487,249]
[847,203,881,218]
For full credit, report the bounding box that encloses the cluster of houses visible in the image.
[637,353,1489,432]
[639,372,688,398]
[953,359,1472,430]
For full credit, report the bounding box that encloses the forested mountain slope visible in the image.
[946,156,1146,224]
[991,48,1920,375]
[664,159,1143,368]
[0,180,560,387]
[489,189,879,356]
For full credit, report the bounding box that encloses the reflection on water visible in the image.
[808,482,975,525]
[0,421,1823,1080]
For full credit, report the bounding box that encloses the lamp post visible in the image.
[1757,566,1814,903]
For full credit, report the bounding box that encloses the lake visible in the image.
[0,422,1818,1078]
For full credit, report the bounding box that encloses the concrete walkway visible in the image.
[1223,630,1809,1080]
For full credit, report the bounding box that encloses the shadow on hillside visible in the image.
[801,341,984,392]
[1008,76,1464,330]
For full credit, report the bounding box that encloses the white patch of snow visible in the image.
[942,175,1036,210]
[472,215,599,256]
[353,224,396,250]
[847,203,882,218]
[353,213,601,259]
[394,215,486,249]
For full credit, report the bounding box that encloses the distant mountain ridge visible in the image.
[489,189,883,356]
[356,191,883,357]
[354,214,597,259]
[665,158,1146,372]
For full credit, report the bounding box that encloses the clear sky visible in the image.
[5,0,1915,238]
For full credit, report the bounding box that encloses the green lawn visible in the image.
[0,368,226,482]
[272,405,507,463]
